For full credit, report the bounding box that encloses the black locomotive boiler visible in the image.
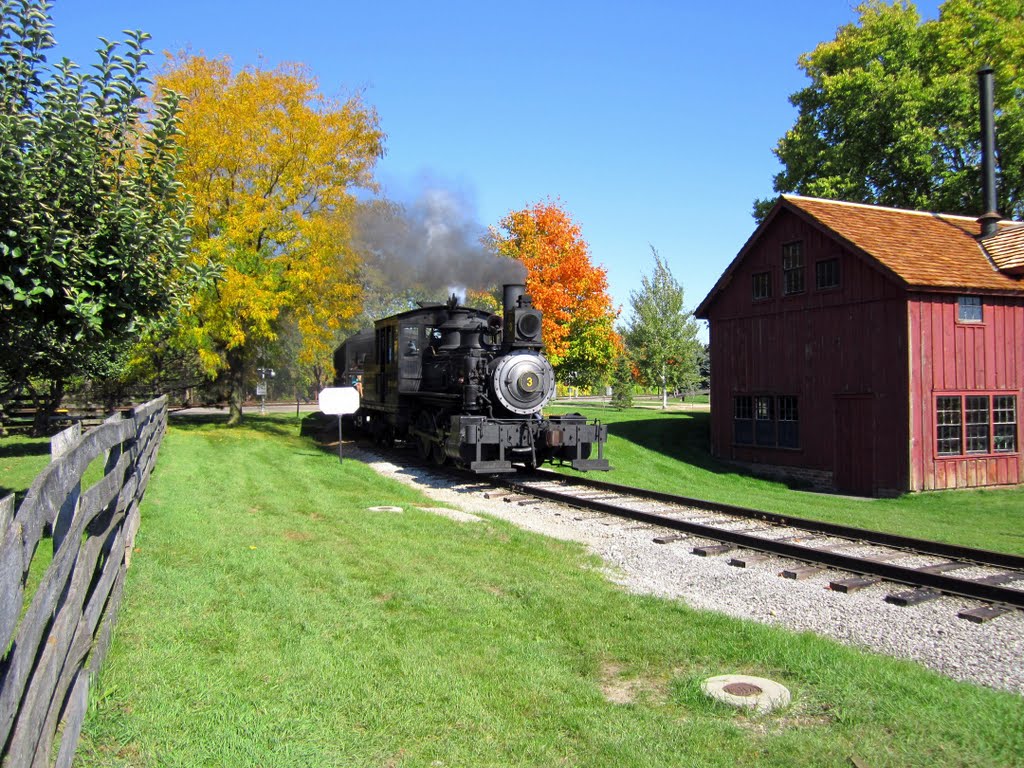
[333,284,609,473]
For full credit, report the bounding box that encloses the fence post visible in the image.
[0,494,12,535]
[50,421,82,553]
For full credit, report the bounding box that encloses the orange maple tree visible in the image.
[490,200,619,386]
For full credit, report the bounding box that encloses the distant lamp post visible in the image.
[256,367,275,414]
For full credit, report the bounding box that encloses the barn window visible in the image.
[994,396,1018,452]
[734,395,799,449]
[815,258,840,289]
[754,396,776,446]
[936,396,962,454]
[782,242,804,295]
[752,271,772,300]
[935,394,1017,456]
[957,296,983,322]
[965,396,990,453]
[734,396,753,445]
[777,396,799,448]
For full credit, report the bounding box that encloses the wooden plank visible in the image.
[0,523,26,650]
[885,588,942,607]
[51,422,83,555]
[653,534,686,545]
[728,554,768,568]
[780,565,822,580]
[13,419,133,566]
[0,397,167,766]
[958,605,1012,624]
[692,544,734,557]
[52,673,88,768]
[6,525,107,763]
[0,450,128,746]
[0,494,13,537]
[33,520,126,767]
[830,577,880,593]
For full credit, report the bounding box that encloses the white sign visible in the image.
[319,387,360,415]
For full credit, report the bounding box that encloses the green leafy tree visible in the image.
[609,354,635,409]
[755,0,1024,222]
[697,342,710,390]
[623,247,701,409]
[0,0,192,432]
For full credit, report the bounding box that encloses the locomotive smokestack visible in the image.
[977,66,1001,238]
[503,284,525,314]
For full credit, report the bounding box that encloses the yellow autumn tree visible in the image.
[155,54,384,423]
[490,200,619,389]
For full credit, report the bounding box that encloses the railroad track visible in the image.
[485,469,1024,623]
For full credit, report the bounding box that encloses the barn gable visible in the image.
[697,196,1024,319]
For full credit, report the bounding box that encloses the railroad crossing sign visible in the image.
[318,387,360,463]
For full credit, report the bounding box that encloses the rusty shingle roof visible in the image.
[784,195,1024,293]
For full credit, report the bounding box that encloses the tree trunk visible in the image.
[661,363,668,410]
[226,347,246,426]
[30,379,65,437]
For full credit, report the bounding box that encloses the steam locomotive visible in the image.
[333,284,609,473]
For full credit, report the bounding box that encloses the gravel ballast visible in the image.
[352,447,1024,696]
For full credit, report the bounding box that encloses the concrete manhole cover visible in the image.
[723,681,763,697]
[702,674,791,713]
[366,506,404,513]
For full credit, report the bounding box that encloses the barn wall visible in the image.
[908,295,1024,490]
[706,209,909,495]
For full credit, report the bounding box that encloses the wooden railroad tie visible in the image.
[692,544,734,557]
[830,576,881,593]
[728,553,768,568]
[885,587,943,607]
[652,534,687,545]
[780,565,823,580]
[958,605,1013,623]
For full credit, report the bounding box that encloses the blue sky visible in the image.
[50,0,942,337]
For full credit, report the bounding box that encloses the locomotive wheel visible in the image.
[429,412,449,466]
[375,422,394,448]
[414,413,433,462]
[430,440,445,466]
[416,434,431,461]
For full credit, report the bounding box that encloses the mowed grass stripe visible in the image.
[73,415,1023,767]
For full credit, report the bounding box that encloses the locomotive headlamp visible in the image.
[516,312,542,340]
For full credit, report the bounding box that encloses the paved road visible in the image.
[170,402,319,418]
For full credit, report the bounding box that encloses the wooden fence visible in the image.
[0,396,167,766]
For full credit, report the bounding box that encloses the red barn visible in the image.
[695,195,1024,496]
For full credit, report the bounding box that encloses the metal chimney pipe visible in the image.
[977,66,1000,238]
[502,284,525,314]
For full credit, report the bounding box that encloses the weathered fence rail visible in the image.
[0,396,167,766]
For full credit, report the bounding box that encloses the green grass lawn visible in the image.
[62,414,1023,767]
[0,432,52,505]
[549,406,1024,555]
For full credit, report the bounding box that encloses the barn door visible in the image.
[834,395,875,496]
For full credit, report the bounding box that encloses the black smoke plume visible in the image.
[354,186,525,305]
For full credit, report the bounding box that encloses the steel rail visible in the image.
[520,469,1024,570]
[499,472,1024,609]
